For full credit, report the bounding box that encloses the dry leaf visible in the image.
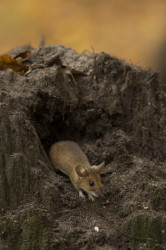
[0,54,29,73]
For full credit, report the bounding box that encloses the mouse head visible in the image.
[75,162,105,198]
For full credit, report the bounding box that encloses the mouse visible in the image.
[49,141,105,201]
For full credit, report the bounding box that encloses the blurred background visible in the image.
[1,0,166,72]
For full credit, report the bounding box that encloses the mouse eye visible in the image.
[89,180,94,186]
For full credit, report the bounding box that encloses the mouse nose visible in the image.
[96,187,104,197]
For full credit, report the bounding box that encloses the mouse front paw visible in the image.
[79,190,85,199]
[88,193,95,201]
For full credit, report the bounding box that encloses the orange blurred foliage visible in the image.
[0,0,166,69]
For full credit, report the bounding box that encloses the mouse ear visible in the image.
[92,162,105,173]
[75,165,88,177]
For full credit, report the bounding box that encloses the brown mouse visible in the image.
[49,141,105,200]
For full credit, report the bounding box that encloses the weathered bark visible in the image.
[0,45,166,249]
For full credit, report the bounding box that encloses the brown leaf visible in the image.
[0,54,29,73]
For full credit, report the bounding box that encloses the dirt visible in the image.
[0,44,166,250]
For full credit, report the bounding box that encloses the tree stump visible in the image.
[0,45,165,249]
